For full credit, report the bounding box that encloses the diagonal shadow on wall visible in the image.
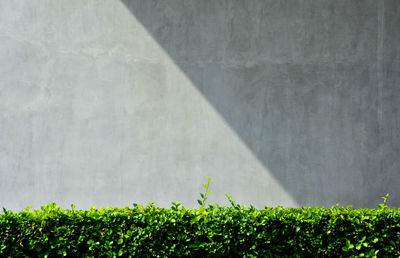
[121,0,400,207]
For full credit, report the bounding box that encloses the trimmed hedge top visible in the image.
[1,201,400,257]
[1,180,399,257]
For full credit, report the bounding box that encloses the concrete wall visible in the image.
[0,0,399,210]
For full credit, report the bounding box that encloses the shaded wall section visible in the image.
[0,0,399,210]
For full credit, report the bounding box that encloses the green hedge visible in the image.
[1,201,400,257]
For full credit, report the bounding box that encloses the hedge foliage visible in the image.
[1,199,400,257]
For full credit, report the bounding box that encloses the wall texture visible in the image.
[0,0,399,210]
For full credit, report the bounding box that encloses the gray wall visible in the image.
[0,0,399,210]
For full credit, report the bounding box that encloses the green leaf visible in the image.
[346,239,354,249]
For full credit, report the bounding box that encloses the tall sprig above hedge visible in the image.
[197,177,212,208]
